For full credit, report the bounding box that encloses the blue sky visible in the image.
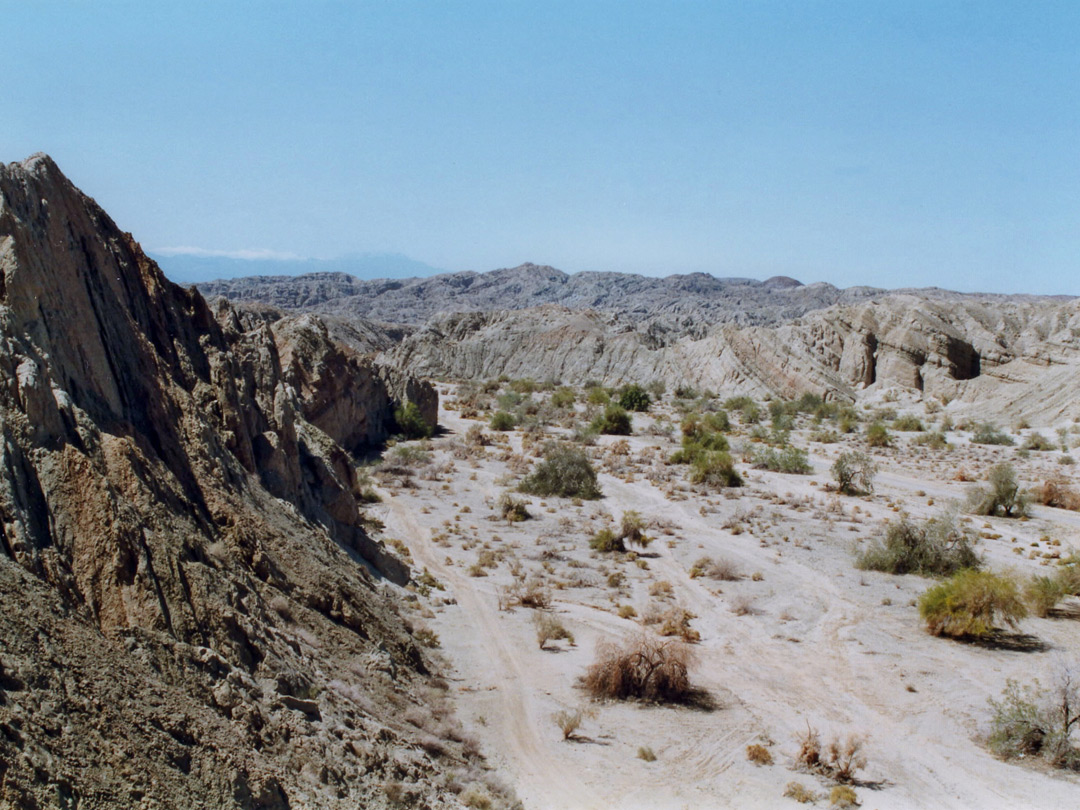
[3,1,1078,294]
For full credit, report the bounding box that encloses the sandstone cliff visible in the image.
[0,155,469,809]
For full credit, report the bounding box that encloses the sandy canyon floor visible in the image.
[372,386,1080,809]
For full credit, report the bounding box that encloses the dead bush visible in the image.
[552,708,584,741]
[1038,476,1080,511]
[657,607,700,642]
[582,634,697,703]
[746,743,773,765]
[534,612,575,649]
[689,555,742,581]
[794,724,867,783]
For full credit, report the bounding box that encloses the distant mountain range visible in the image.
[152,250,446,284]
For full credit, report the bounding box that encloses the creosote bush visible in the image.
[489,410,516,431]
[866,421,891,447]
[831,451,877,495]
[582,634,696,703]
[689,450,742,488]
[857,511,980,576]
[918,569,1027,638]
[971,422,1015,446]
[746,744,773,766]
[751,445,812,474]
[498,493,531,522]
[519,443,601,499]
[618,384,652,412]
[591,404,632,435]
[590,527,623,553]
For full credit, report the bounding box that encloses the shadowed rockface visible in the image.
[0,155,475,810]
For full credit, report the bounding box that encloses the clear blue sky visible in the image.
[4,1,1078,294]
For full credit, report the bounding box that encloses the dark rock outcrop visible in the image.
[0,154,460,809]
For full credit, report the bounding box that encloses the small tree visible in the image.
[582,634,696,702]
[967,463,1029,517]
[989,668,1080,768]
[832,451,877,495]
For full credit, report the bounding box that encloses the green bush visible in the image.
[912,430,949,449]
[1025,575,1066,618]
[689,450,742,488]
[550,386,577,409]
[967,463,1029,518]
[989,675,1080,768]
[892,414,925,432]
[590,527,624,553]
[971,422,1015,446]
[591,404,632,435]
[832,451,877,495]
[866,421,891,447]
[519,444,602,499]
[618,384,652,412]
[490,410,516,431]
[857,512,981,576]
[585,386,611,406]
[393,401,434,439]
[751,446,812,474]
[918,570,1027,638]
[1022,432,1054,451]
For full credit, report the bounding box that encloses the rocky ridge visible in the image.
[0,155,483,809]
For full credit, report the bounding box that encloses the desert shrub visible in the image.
[751,445,812,474]
[689,555,742,581]
[637,745,657,761]
[393,401,434,439]
[618,384,652,412]
[918,569,1027,638]
[619,510,652,548]
[535,613,575,650]
[1037,476,1080,511]
[550,386,577,409]
[832,451,877,495]
[519,444,601,499]
[856,512,981,576]
[971,422,1015,446]
[589,527,623,553]
[617,604,637,619]
[966,462,1029,518]
[988,670,1080,769]
[671,424,730,465]
[1025,575,1066,618]
[388,443,431,468]
[552,708,584,740]
[892,414,925,432]
[912,430,949,449]
[724,396,761,424]
[783,782,818,803]
[585,386,611,406]
[1057,554,1080,597]
[829,785,859,808]
[459,784,493,809]
[795,725,867,784]
[1022,432,1054,451]
[866,421,891,447]
[591,404,632,436]
[681,412,731,439]
[508,378,538,394]
[689,450,742,488]
[746,744,773,765]
[498,493,531,522]
[809,428,840,444]
[657,607,700,643]
[490,410,516,431]
[582,634,696,703]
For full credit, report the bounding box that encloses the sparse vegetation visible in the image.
[750,445,812,474]
[988,667,1080,769]
[918,569,1027,638]
[582,634,696,703]
[591,404,632,435]
[971,422,1015,446]
[783,782,818,803]
[394,401,434,439]
[832,451,877,495]
[519,443,602,499]
[857,512,981,576]
[966,462,1029,518]
[534,613,575,650]
[552,708,584,741]
[794,725,867,783]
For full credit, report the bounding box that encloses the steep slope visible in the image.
[0,155,479,809]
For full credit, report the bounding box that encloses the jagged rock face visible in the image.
[0,155,457,809]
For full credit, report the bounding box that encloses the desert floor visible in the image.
[373,386,1080,809]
